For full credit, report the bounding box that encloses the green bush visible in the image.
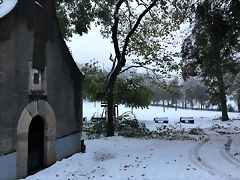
[189,127,205,135]
[83,118,152,139]
[83,119,205,141]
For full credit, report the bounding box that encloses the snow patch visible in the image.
[0,0,17,18]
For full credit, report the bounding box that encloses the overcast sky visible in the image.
[66,26,114,69]
[66,23,189,70]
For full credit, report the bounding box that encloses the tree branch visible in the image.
[121,0,159,66]
[107,53,117,79]
[120,65,155,74]
[111,0,125,61]
[110,56,117,73]
[125,0,133,29]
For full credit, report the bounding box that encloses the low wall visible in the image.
[0,152,16,180]
[56,132,81,160]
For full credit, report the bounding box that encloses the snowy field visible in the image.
[22,101,240,180]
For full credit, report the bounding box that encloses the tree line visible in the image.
[150,76,239,112]
[79,61,240,112]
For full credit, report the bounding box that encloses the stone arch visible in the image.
[16,100,56,179]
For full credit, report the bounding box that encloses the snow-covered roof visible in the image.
[0,0,18,19]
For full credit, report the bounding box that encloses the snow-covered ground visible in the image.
[22,101,240,180]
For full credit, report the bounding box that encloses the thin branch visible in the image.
[107,54,117,78]
[120,65,154,74]
[136,0,148,8]
[109,53,114,62]
[125,0,133,29]
[121,0,159,66]
[111,56,117,73]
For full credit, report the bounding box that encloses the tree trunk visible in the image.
[107,84,115,137]
[218,77,229,121]
[106,62,123,136]
[163,100,165,112]
[238,97,240,112]
[190,100,193,109]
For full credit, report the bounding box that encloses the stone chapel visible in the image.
[0,0,84,179]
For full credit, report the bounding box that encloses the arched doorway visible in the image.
[28,115,44,174]
[17,100,56,179]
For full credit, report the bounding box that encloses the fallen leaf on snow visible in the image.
[124,165,131,168]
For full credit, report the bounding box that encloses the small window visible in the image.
[33,73,39,84]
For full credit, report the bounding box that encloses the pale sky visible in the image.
[66,23,189,70]
[66,26,115,69]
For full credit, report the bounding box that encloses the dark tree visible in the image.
[181,0,240,121]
